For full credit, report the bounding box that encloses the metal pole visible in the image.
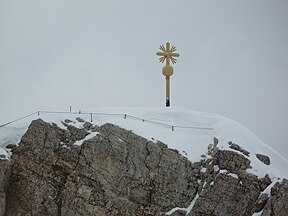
[166,76,170,107]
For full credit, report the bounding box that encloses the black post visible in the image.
[166,99,170,107]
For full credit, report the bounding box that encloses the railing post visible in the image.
[90,113,93,122]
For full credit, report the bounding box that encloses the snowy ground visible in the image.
[0,107,287,181]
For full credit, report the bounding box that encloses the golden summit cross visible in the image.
[156,42,180,107]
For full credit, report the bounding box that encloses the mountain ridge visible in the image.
[0,115,287,215]
[1,107,287,179]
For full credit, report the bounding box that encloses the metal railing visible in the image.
[0,110,214,131]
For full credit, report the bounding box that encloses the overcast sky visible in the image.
[0,0,287,158]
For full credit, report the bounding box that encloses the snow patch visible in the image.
[74,132,99,146]
[252,210,263,216]
[200,167,206,173]
[165,193,199,215]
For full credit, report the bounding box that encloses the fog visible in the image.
[1,0,287,158]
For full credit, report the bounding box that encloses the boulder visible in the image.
[256,154,270,165]
[213,150,251,173]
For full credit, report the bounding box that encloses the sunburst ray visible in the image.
[170,57,177,64]
[170,46,177,52]
[159,57,166,63]
[159,45,166,52]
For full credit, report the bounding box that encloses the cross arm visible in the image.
[170,53,180,57]
[157,52,180,57]
[156,52,166,56]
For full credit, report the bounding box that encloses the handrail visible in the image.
[0,110,214,131]
[0,112,38,128]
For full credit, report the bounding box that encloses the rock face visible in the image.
[0,119,287,215]
[188,173,260,216]
[4,119,197,215]
[261,179,288,216]
[213,149,251,172]
[0,159,10,216]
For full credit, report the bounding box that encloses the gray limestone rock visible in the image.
[0,119,287,216]
[259,174,272,191]
[213,150,251,173]
[5,144,17,150]
[256,154,271,165]
[76,117,85,123]
[253,193,269,213]
[261,179,288,216]
[4,120,197,215]
[66,124,89,141]
[229,142,250,156]
[188,173,261,216]
[0,159,10,216]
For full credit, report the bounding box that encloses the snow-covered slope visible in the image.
[0,107,287,180]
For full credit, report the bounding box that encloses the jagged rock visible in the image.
[76,117,85,123]
[66,124,89,141]
[213,137,218,146]
[0,118,287,216]
[61,121,69,127]
[0,159,10,216]
[4,119,197,215]
[207,143,218,157]
[213,150,251,173]
[83,121,93,130]
[186,148,263,216]
[188,173,261,216]
[229,143,250,156]
[83,121,99,132]
[256,153,270,165]
[91,125,100,132]
[170,209,187,215]
[259,174,272,191]
[5,144,17,149]
[237,171,259,188]
[253,193,269,213]
[205,163,214,175]
[64,119,73,123]
[261,179,288,216]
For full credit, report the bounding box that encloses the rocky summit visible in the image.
[0,118,287,215]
